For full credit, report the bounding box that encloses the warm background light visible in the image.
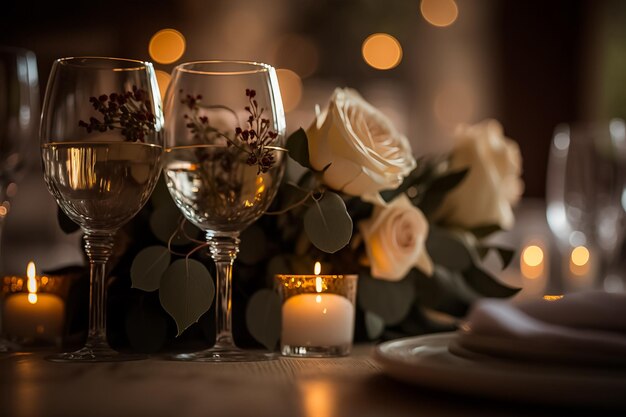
[271,34,319,78]
[570,245,591,276]
[27,261,37,304]
[420,0,459,27]
[520,244,544,279]
[314,261,321,275]
[543,295,564,301]
[276,68,302,112]
[155,70,172,98]
[149,28,186,64]
[361,33,403,70]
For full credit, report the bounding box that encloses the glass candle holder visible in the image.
[275,274,357,357]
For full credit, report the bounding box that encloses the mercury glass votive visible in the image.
[275,273,357,357]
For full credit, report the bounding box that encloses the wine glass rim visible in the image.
[175,60,274,75]
[54,56,152,71]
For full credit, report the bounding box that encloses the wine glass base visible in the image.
[168,346,277,362]
[45,346,147,363]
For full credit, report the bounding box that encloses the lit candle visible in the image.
[280,262,356,351]
[2,262,65,343]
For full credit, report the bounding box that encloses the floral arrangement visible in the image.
[56,86,523,352]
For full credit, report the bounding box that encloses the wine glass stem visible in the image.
[83,231,115,350]
[208,232,240,349]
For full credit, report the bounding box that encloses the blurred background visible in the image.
[1,0,626,289]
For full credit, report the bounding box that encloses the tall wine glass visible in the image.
[0,47,39,352]
[163,61,286,362]
[546,120,626,290]
[40,57,163,361]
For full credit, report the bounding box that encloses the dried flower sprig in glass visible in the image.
[181,88,278,174]
[78,85,156,142]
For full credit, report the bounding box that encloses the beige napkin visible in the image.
[454,291,626,367]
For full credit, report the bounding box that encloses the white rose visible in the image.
[306,88,416,202]
[359,195,433,281]
[435,119,524,230]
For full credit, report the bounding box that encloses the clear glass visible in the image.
[275,274,358,357]
[546,120,626,291]
[0,47,39,352]
[163,60,286,361]
[40,57,164,361]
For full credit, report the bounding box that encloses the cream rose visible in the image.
[359,195,433,281]
[306,88,416,202]
[435,119,524,230]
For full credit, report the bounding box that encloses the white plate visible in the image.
[373,332,626,408]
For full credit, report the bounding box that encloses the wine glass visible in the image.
[0,47,39,352]
[546,120,626,291]
[163,61,286,362]
[40,57,164,361]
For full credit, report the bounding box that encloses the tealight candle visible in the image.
[276,262,357,357]
[2,262,64,344]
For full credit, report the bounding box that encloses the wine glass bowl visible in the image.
[40,57,163,361]
[163,60,286,361]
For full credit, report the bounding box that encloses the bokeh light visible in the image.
[362,33,403,70]
[271,34,319,79]
[571,245,590,266]
[149,29,186,64]
[276,69,302,113]
[520,244,544,279]
[155,70,172,98]
[420,0,459,27]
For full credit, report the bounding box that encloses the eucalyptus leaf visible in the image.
[417,168,469,216]
[131,246,172,291]
[426,225,474,271]
[463,265,520,298]
[286,128,311,169]
[159,259,215,336]
[470,224,502,239]
[364,311,385,340]
[279,182,311,211]
[57,207,80,234]
[357,274,415,325]
[245,289,282,351]
[149,204,199,246]
[304,192,352,253]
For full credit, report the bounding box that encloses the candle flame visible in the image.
[26,261,38,304]
[315,294,322,303]
[314,261,321,275]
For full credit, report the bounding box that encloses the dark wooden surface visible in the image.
[0,345,622,417]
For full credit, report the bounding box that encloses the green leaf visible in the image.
[470,224,502,239]
[417,168,469,216]
[357,274,415,325]
[159,259,215,336]
[426,225,474,271]
[246,289,282,351]
[278,182,311,211]
[304,192,352,253]
[364,311,385,340]
[462,265,520,298]
[57,207,80,234]
[149,204,200,246]
[286,128,311,169]
[131,246,172,291]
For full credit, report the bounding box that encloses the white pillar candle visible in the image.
[281,293,354,347]
[3,293,65,341]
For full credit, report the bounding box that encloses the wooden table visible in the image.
[0,345,621,417]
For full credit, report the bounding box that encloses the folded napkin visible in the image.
[453,291,626,367]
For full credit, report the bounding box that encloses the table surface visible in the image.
[0,345,622,417]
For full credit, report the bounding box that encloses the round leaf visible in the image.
[159,259,215,336]
[245,289,282,351]
[304,192,352,253]
[131,246,172,292]
[149,204,200,246]
[357,274,415,325]
[364,311,385,340]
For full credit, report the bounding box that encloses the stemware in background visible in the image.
[546,120,626,292]
[0,47,39,352]
[163,61,286,362]
[40,57,163,361]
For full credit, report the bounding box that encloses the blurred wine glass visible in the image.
[546,120,626,291]
[0,47,39,270]
[0,47,38,352]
